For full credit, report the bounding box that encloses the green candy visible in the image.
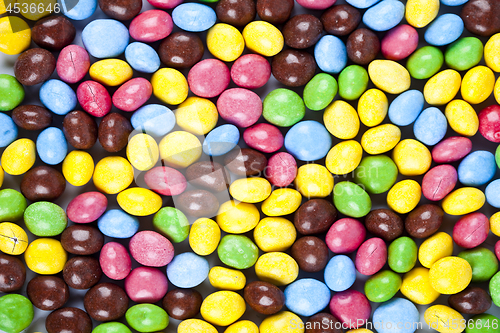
[218,234,259,270]
[125,304,168,333]
[24,201,67,237]
[0,74,24,112]
[364,270,402,303]
[353,155,398,194]
[445,37,483,72]
[0,294,34,333]
[388,237,417,273]
[0,189,27,222]
[458,247,498,283]
[333,182,371,218]
[490,271,500,307]
[153,207,189,243]
[406,46,443,80]
[338,65,369,100]
[303,73,337,111]
[496,145,500,169]
[93,322,132,333]
[263,88,305,127]
[466,314,500,333]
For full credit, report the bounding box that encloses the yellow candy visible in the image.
[294,164,334,198]
[361,124,401,155]
[151,68,188,105]
[225,321,259,333]
[209,266,246,291]
[418,232,453,268]
[347,330,374,333]
[201,291,246,326]
[424,305,465,333]
[117,187,162,216]
[424,69,461,105]
[0,164,3,187]
[255,252,299,286]
[0,0,5,14]
[461,66,495,104]
[62,151,94,187]
[159,131,201,168]
[429,257,472,294]
[368,60,411,94]
[24,238,67,275]
[254,217,297,252]
[0,17,31,55]
[18,0,56,20]
[189,218,221,256]
[178,319,218,333]
[357,89,388,127]
[392,139,431,176]
[325,140,363,175]
[176,97,218,135]
[444,100,479,137]
[495,77,500,105]
[217,200,260,234]
[229,177,272,203]
[0,222,28,255]
[387,179,421,214]
[207,23,245,62]
[485,33,500,72]
[490,212,500,237]
[324,100,360,139]
[401,267,440,305]
[89,59,133,86]
[1,138,35,176]
[405,0,439,28]
[442,187,485,215]
[242,21,284,57]
[126,133,158,171]
[93,156,134,195]
[261,188,302,216]
[260,311,304,333]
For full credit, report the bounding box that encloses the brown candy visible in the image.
[63,110,98,150]
[98,113,133,153]
[291,236,329,273]
[365,209,403,242]
[185,161,231,192]
[272,49,316,87]
[0,253,26,292]
[216,0,256,26]
[162,289,203,320]
[177,189,220,217]
[405,204,443,239]
[84,283,129,321]
[224,148,267,176]
[158,32,204,69]
[448,287,492,314]
[61,225,104,255]
[461,0,500,37]
[256,0,294,25]
[45,307,92,333]
[20,166,66,202]
[346,28,380,65]
[98,0,142,21]
[63,256,102,290]
[283,14,323,49]
[27,276,70,311]
[321,4,361,36]
[305,313,342,333]
[294,199,337,235]
[11,105,52,131]
[31,16,76,51]
[14,48,56,86]
[244,281,285,315]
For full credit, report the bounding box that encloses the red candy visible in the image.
[453,212,490,249]
[112,78,152,112]
[265,152,297,187]
[129,230,175,267]
[478,105,500,143]
[421,165,458,201]
[129,10,174,42]
[77,81,112,117]
[355,237,387,276]
[144,166,187,196]
[381,24,419,61]
[56,45,90,84]
[432,136,473,163]
[188,59,230,98]
[100,242,132,280]
[125,267,168,303]
[66,192,108,223]
[326,218,366,254]
[243,123,284,153]
[231,54,271,89]
[329,290,371,329]
[217,88,263,128]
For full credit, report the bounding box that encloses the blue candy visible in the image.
[346,0,381,8]
[131,104,176,137]
[285,120,332,161]
[39,79,76,116]
[36,127,67,165]
[314,35,347,74]
[172,3,217,32]
[372,298,420,333]
[59,0,97,20]
[97,209,140,239]
[324,255,356,292]
[388,90,425,126]
[284,279,331,317]
[82,19,129,58]
[125,42,161,74]
[363,0,405,31]
[413,107,448,146]
[425,14,464,46]
[441,0,469,5]
[166,252,209,288]
[486,180,500,208]
[203,124,240,156]
[458,150,496,186]
[0,113,17,148]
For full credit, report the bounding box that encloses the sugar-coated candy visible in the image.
[201,291,246,326]
[26,275,69,311]
[112,77,152,112]
[188,59,230,98]
[62,151,94,186]
[387,180,421,214]
[429,256,472,294]
[31,16,75,52]
[461,0,500,37]
[486,180,500,208]
[365,270,401,303]
[401,267,440,305]
[485,33,500,72]
[147,0,182,8]
[448,287,492,314]
[368,60,411,94]
[39,79,76,115]
[82,19,129,58]
[89,59,133,87]
[254,217,296,252]
[432,136,472,163]
[178,319,217,333]
[209,266,246,291]
[326,218,365,253]
[263,88,305,127]
[393,139,431,176]
[36,127,67,165]
[126,133,159,171]
[324,100,359,139]
[407,46,444,80]
[207,23,245,62]
[216,0,256,26]
[284,279,330,317]
[445,100,479,136]
[153,207,189,243]
[217,200,260,234]
[129,10,173,42]
[203,124,240,156]
[162,288,203,321]
[422,165,458,201]
[11,105,52,131]
[285,121,332,161]
[330,290,371,329]
[243,21,284,57]
[218,89,262,129]
[356,237,387,275]
[314,35,347,74]
[129,230,174,267]
[272,49,316,87]
[0,254,25,292]
[63,111,97,150]
[381,24,418,61]
[425,14,464,46]
[365,209,403,242]
[0,113,17,148]
[1,139,35,176]
[0,17,31,55]
[126,304,168,332]
[117,187,162,216]
[325,140,363,174]
[131,104,175,137]
[388,89,424,126]
[354,155,398,194]
[425,70,462,105]
[63,256,102,289]
[128,268,167,302]
[284,14,322,49]
[45,307,92,333]
[174,99,217,136]
[443,187,485,215]
[61,224,103,255]
[303,73,337,111]
[159,131,202,168]
[244,280,285,315]
[418,232,453,268]
[243,123,283,153]
[338,65,368,100]
[346,28,380,65]
[77,81,111,117]
[60,0,97,20]
[93,156,133,194]
[363,0,405,31]
[98,209,139,239]
[260,311,304,333]
[84,282,129,322]
[357,89,387,127]
[321,4,360,37]
[98,113,132,152]
[124,42,160,74]
[373,298,420,333]
[229,178,272,204]
[333,182,372,218]
[479,105,500,142]
[458,150,496,186]
[345,0,379,7]
[226,321,259,333]
[291,236,329,273]
[388,236,417,273]
[172,3,216,32]
[0,294,34,333]
[453,213,489,249]
[294,164,333,198]
[218,235,259,270]
[185,161,229,193]
[405,0,439,28]
[361,124,401,156]
[225,148,267,176]
[459,247,498,283]
[413,107,447,146]
[255,252,299,286]
[24,201,67,237]
[24,238,67,274]
[462,66,495,104]
[158,32,204,69]
[0,222,28,255]
[424,305,464,333]
[231,54,271,89]
[467,314,500,333]
[295,199,337,236]
[324,255,356,291]
[98,0,141,20]
[99,242,131,280]
[14,48,55,86]
[263,152,296,187]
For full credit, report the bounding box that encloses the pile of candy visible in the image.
[1,0,500,332]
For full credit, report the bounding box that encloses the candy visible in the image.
[229,178,271,204]
[82,19,129,58]
[388,236,417,273]
[231,54,271,89]
[364,0,405,31]
[0,222,28,255]
[292,236,329,273]
[209,266,246,291]
[255,252,299,286]
[201,291,246,326]
[393,139,432,176]
[27,276,69,311]
[92,322,132,333]
[256,0,293,24]
[61,0,97,20]
[326,218,365,253]
[150,69,189,105]
[334,182,372,217]
[448,287,492,314]
[361,124,401,156]
[330,290,371,329]
[61,225,104,255]
[36,127,68,165]
[418,232,453,268]
[485,33,500,72]
[446,37,483,71]
[98,0,141,20]
[260,311,304,333]
[63,256,102,289]
[413,107,447,146]
[354,155,398,194]
[432,136,472,163]
[425,14,464,46]
[273,50,316,87]
[284,279,330,317]
[325,140,363,175]
[461,66,495,105]
[443,187,485,215]
[356,237,387,275]
[0,294,34,333]
[11,105,52,131]
[116,188,161,218]
[99,242,131,280]
[303,74,337,112]
[321,4,360,36]
[0,17,31,55]
[368,60,411,94]
[218,235,259,269]
[373,298,420,333]
[490,271,500,306]
[254,217,296,252]
[163,289,203,320]
[62,151,94,186]
[491,212,500,236]
[225,148,267,176]
[125,267,167,303]
[45,307,92,333]
[24,238,67,274]
[98,113,132,152]
[357,89,387,127]
[24,201,67,237]
[14,48,55,86]
[244,281,285,315]
[1,138,35,176]
[216,90,262,130]
[283,14,322,49]
[226,321,259,333]
[129,10,173,42]
[467,314,500,333]
[365,209,403,242]
[459,247,498,282]
[422,165,458,202]
[158,32,204,69]
[207,23,245,62]
[172,3,216,32]
[179,190,219,217]
[295,199,337,235]
[429,257,472,294]
[129,231,174,267]
[388,90,424,126]
[93,156,133,194]
[124,42,160,74]
[216,0,255,26]
[89,59,133,86]
[217,200,260,233]
[424,70,462,105]
[186,161,229,192]
[243,21,284,57]
[131,104,175,137]
[346,28,380,65]
[286,121,332,162]
[294,164,334,198]
[424,305,464,333]
[63,111,98,149]
[159,131,202,168]
[324,255,356,291]
[382,25,418,61]
[178,319,217,333]
[243,124,282,154]
[98,209,139,238]
[458,150,496,186]
[407,46,444,80]
[112,77,152,112]
[39,79,76,115]
[188,59,230,98]
[0,113,17,148]
[445,100,479,136]
[401,267,440,305]
[126,133,159,171]
[486,180,500,207]
[203,124,240,156]
[479,105,500,142]
[262,188,302,216]
[85,283,128,321]
[189,218,221,256]
[152,207,189,243]
[461,0,500,37]
[314,35,347,74]
[125,304,168,332]
[324,101,359,139]
[453,213,489,249]
[405,0,439,28]
[31,16,75,51]
[338,65,368,100]
[365,270,401,303]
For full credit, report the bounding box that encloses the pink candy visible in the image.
[66,192,108,223]
[217,88,263,128]
[147,0,183,8]
[329,290,371,329]
[56,45,90,84]
[453,212,489,249]
[381,24,419,61]
[129,231,175,267]
[100,242,132,280]
[125,267,168,303]
[297,0,337,10]
[265,152,297,187]
[479,105,500,143]
[231,54,271,89]
[326,218,366,254]
[112,78,152,112]
[422,165,458,201]
[495,241,500,261]
[432,136,472,163]
[355,237,387,276]
[77,81,112,117]
[188,59,230,98]
[243,123,284,153]
[129,10,173,42]
[144,166,187,196]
